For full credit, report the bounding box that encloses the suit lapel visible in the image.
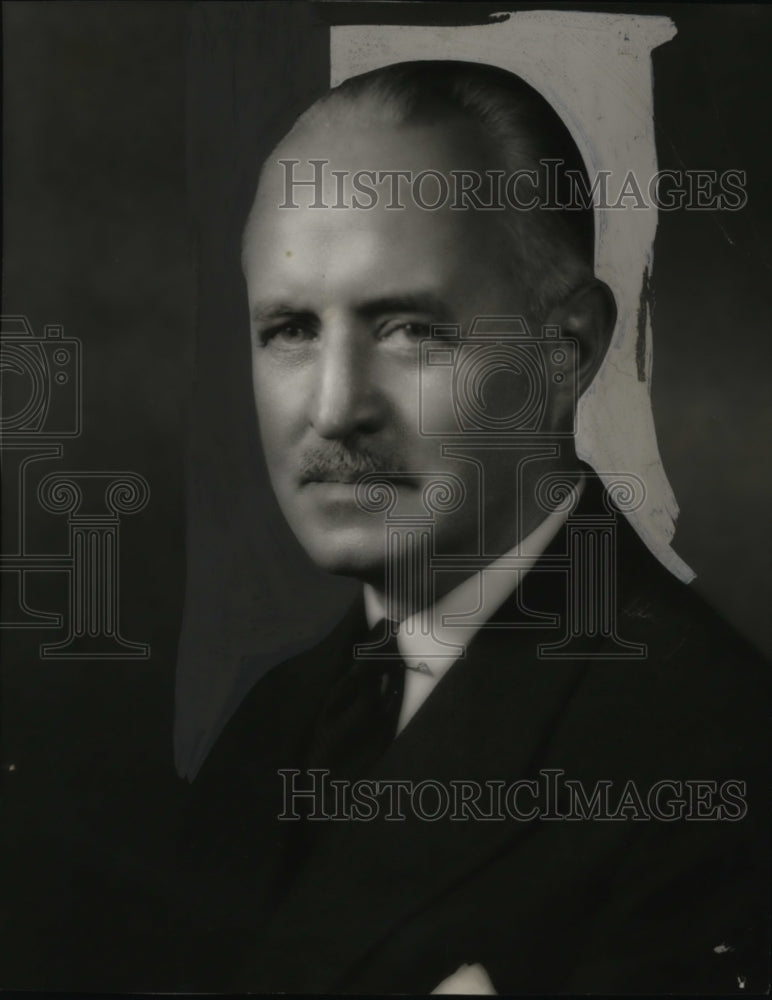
[243,555,590,991]
[180,596,370,941]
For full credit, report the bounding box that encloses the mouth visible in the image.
[300,472,418,488]
[301,473,362,486]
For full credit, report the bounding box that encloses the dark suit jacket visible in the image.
[175,490,770,994]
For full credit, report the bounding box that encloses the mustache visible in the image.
[298,442,407,484]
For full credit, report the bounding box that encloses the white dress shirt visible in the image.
[363,487,580,734]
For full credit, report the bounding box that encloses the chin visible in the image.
[296,527,388,582]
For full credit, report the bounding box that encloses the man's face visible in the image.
[243,119,562,582]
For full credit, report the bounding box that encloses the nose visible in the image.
[309,321,386,439]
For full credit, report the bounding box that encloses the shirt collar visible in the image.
[363,482,582,680]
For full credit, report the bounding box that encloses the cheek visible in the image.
[252,365,298,453]
[412,365,459,437]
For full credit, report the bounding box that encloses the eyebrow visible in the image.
[250,303,316,325]
[355,293,452,322]
[250,293,452,326]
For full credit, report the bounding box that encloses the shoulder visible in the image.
[559,514,770,781]
[192,597,365,784]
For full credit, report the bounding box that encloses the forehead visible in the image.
[243,120,514,304]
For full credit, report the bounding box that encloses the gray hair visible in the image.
[290,60,595,323]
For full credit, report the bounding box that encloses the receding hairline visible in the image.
[246,60,596,321]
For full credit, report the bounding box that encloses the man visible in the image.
[176,62,769,994]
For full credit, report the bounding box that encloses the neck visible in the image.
[363,485,580,623]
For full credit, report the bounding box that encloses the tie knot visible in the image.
[305,619,406,784]
[353,619,402,665]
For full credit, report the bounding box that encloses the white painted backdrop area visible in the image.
[331,11,695,583]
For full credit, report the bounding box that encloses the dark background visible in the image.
[1,1,770,990]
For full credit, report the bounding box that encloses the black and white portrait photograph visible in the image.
[1,2,770,996]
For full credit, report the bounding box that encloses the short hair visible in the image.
[283,60,596,323]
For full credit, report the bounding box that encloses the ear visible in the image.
[543,279,616,428]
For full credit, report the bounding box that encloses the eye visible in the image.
[377,320,431,346]
[255,322,316,349]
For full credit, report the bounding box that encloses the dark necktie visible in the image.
[304,624,406,782]
[271,624,406,891]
